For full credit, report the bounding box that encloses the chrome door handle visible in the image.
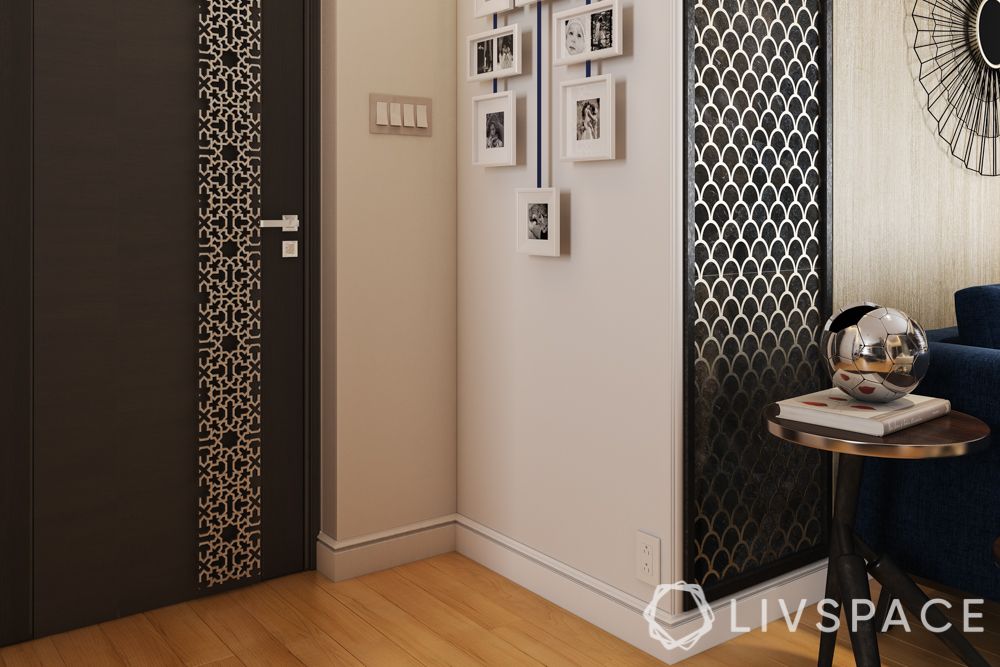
[260,214,300,232]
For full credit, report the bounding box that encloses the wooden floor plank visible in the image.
[144,602,235,667]
[268,575,423,666]
[491,620,608,667]
[0,638,66,667]
[361,568,543,665]
[49,626,125,667]
[229,581,361,666]
[428,553,662,666]
[189,592,304,667]
[100,614,184,666]
[395,558,521,629]
[313,574,483,666]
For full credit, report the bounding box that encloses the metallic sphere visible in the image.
[821,303,930,403]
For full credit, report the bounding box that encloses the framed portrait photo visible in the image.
[516,189,560,256]
[467,25,521,82]
[560,75,615,162]
[474,0,514,19]
[472,91,516,167]
[552,0,622,66]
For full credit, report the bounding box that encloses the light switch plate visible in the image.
[369,94,432,137]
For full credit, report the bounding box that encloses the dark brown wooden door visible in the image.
[0,0,314,642]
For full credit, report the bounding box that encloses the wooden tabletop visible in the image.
[765,404,991,459]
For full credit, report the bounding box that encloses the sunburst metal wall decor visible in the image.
[913,0,1000,176]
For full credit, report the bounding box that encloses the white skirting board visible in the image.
[315,514,827,664]
[455,517,828,664]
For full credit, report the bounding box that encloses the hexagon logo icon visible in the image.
[643,581,715,652]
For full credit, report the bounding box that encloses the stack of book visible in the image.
[776,389,951,437]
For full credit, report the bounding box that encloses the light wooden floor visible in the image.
[1,553,997,666]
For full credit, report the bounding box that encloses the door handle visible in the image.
[260,214,300,232]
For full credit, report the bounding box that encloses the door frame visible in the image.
[0,0,324,643]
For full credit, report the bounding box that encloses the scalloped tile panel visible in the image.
[686,0,831,600]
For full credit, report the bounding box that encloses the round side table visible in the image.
[764,404,991,667]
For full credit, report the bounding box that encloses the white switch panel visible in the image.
[370,94,432,137]
[636,531,660,586]
[375,101,389,126]
[282,240,299,258]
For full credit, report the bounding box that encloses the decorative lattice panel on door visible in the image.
[684,0,833,603]
[197,0,263,588]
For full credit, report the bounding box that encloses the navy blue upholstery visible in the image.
[955,284,1000,349]
[856,315,1000,601]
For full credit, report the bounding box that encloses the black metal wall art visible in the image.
[914,0,1000,176]
[684,0,833,605]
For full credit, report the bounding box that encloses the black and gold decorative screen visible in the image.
[684,0,833,603]
[197,0,263,588]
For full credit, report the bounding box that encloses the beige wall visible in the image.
[456,1,684,604]
[321,0,457,540]
[834,1,1000,329]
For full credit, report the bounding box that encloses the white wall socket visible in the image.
[636,531,660,586]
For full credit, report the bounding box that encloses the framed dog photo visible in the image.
[472,91,516,167]
[467,25,521,82]
[474,0,513,19]
[553,0,622,66]
[516,189,560,256]
[560,75,615,162]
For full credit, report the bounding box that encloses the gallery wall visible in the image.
[321,0,457,544]
[456,0,684,606]
[834,1,1000,329]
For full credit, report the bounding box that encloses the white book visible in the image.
[776,390,951,437]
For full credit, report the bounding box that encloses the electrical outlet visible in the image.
[636,531,661,586]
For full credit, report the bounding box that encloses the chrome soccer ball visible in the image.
[821,303,930,403]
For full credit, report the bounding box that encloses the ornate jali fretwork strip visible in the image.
[197,0,263,588]
[687,0,830,598]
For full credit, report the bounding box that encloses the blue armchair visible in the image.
[855,286,1000,601]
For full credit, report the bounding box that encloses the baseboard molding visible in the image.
[315,515,458,582]
[455,517,828,664]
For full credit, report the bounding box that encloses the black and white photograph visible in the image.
[552,0,622,66]
[591,9,613,51]
[497,34,514,71]
[576,98,600,141]
[476,39,493,76]
[486,112,504,149]
[473,91,516,167]
[474,0,514,19]
[516,189,560,256]
[561,75,615,161]
[467,25,521,82]
[527,203,549,241]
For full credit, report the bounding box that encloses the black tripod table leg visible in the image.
[817,562,840,667]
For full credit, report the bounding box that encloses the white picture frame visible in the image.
[560,75,616,162]
[552,0,622,67]
[467,24,522,82]
[472,91,517,167]
[475,0,514,19]
[514,0,544,6]
[516,189,560,256]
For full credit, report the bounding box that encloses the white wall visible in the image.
[456,0,684,606]
[321,0,457,546]
[834,0,1000,329]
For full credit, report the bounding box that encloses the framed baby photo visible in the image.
[472,91,517,167]
[560,75,615,162]
[467,24,521,82]
[552,0,622,67]
[474,0,513,19]
[516,189,560,256]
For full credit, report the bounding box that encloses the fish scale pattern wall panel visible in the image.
[685,0,832,601]
[197,0,263,589]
